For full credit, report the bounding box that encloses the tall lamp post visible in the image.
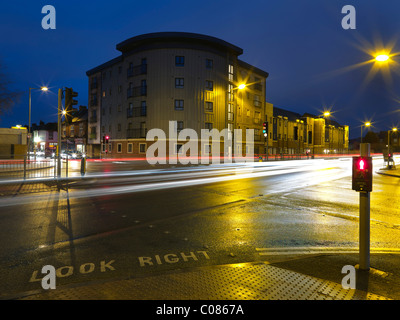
[28,86,48,158]
[360,122,371,143]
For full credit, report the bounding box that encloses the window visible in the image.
[141,101,147,116]
[175,56,185,66]
[127,143,133,153]
[228,64,234,82]
[175,99,184,111]
[139,143,146,154]
[177,121,184,133]
[205,122,213,130]
[175,144,184,155]
[175,78,184,88]
[127,103,133,117]
[205,80,213,91]
[117,143,122,153]
[118,123,121,132]
[205,101,213,112]
[228,84,234,101]
[206,59,213,69]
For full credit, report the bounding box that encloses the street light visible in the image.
[238,83,246,90]
[28,86,49,158]
[360,122,371,143]
[375,54,390,62]
[387,127,398,162]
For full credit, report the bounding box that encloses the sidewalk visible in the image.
[16,251,400,300]
[377,166,400,178]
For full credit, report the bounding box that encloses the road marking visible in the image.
[256,247,400,256]
[138,251,210,267]
[29,260,115,282]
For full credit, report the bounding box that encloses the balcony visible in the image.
[127,107,147,118]
[127,86,147,98]
[127,64,147,78]
[254,100,262,107]
[126,128,147,139]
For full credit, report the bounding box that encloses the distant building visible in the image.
[31,121,58,157]
[270,107,349,155]
[61,106,88,154]
[0,126,28,159]
[86,32,270,158]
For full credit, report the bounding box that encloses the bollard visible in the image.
[81,157,86,176]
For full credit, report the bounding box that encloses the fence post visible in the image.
[23,155,27,180]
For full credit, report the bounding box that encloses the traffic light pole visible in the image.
[359,143,370,271]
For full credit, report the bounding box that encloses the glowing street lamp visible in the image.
[361,122,371,143]
[238,83,246,90]
[28,86,49,157]
[375,54,390,62]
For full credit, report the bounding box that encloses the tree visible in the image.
[0,61,21,119]
[363,131,379,144]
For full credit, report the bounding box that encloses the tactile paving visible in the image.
[21,262,389,300]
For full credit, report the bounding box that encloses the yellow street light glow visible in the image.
[393,128,398,132]
[375,54,389,62]
[40,86,49,91]
[365,122,371,127]
[323,111,330,117]
[238,84,246,90]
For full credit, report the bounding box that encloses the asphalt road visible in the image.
[0,156,399,298]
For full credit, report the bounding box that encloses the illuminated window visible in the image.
[205,102,213,112]
[228,64,234,82]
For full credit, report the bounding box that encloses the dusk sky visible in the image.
[1,0,400,139]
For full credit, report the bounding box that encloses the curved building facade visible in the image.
[86,32,271,158]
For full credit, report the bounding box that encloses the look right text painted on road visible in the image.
[138,251,210,267]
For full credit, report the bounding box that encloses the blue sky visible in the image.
[1,0,400,138]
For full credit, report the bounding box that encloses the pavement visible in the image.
[377,166,400,178]
[11,250,400,300]
[3,163,400,301]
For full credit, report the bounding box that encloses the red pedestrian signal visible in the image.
[352,156,372,192]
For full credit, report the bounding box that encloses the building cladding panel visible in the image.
[86,32,269,157]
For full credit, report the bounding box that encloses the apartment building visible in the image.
[86,32,270,158]
[270,107,349,155]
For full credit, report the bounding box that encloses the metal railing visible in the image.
[0,154,56,180]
